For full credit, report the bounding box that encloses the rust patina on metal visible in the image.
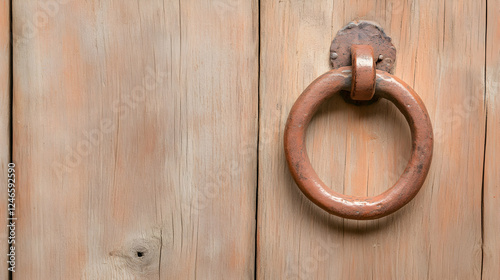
[330,21,396,105]
[350,45,376,101]
[330,21,396,73]
[284,68,433,220]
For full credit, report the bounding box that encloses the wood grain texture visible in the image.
[483,0,500,278]
[13,0,258,279]
[0,0,9,279]
[258,0,486,279]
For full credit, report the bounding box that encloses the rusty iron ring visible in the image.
[350,45,376,101]
[284,67,433,220]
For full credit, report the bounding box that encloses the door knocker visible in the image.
[284,21,433,220]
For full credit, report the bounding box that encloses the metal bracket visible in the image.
[330,21,396,73]
[330,21,396,105]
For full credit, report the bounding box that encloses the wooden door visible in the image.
[259,1,487,279]
[5,0,500,279]
[12,1,258,279]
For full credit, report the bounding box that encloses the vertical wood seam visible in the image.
[480,1,488,279]
[158,228,162,280]
[254,0,261,279]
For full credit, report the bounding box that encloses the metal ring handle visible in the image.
[284,67,433,220]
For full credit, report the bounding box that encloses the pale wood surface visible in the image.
[10,0,497,279]
[0,0,9,279]
[13,1,258,279]
[258,0,486,279]
[483,0,500,278]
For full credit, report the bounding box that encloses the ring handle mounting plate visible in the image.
[330,21,397,73]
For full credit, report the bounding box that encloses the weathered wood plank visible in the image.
[13,0,258,278]
[258,0,485,279]
[0,0,9,279]
[483,0,500,278]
